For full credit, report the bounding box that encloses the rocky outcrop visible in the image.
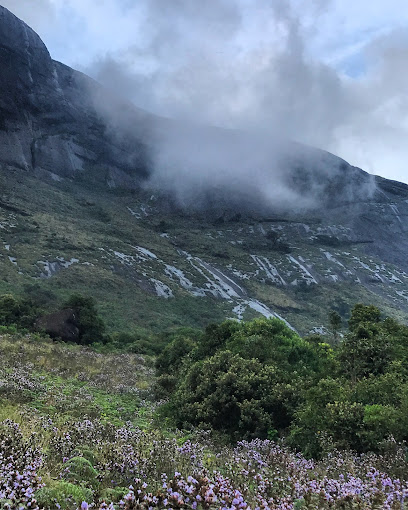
[0,5,152,185]
[35,308,80,342]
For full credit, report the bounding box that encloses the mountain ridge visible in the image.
[0,4,380,209]
[2,4,408,334]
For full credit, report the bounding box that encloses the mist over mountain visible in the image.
[2,4,408,334]
[0,4,378,215]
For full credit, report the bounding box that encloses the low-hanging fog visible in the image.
[3,0,407,211]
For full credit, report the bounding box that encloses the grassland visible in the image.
[1,167,408,337]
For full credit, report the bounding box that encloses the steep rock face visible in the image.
[0,5,55,113]
[0,5,151,184]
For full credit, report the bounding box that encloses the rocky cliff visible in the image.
[0,5,385,207]
[0,5,154,186]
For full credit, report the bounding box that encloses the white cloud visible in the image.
[3,0,408,183]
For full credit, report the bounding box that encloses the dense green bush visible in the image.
[36,481,93,510]
[289,304,408,455]
[191,320,239,360]
[160,318,326,441]
[158,306,408,454]
[0,293,40,328]
[170,350,297,440]
[62,456,99,488]
[156,336,196,376]
[64,294,106,345]
[224,318,327,374]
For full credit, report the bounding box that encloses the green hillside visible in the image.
[2,168,408,336]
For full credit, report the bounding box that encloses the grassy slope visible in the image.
[1,167,407,335]
[0,333,155,426]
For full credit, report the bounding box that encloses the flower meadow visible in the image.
[2,323,408,510]
[2,415,408,510]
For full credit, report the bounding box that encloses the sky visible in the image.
[3,0,408,183]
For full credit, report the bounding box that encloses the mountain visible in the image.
[2,4,408,335]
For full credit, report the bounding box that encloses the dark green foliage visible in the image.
[314,234,342,247]
[224,318,323,373]
[62,456,99,488]
[64,294,106,345]
[154,220,171,232]
[264,231,291,253]
[100,487,129,504]
[3,288,408,457]
[108,331,164,355]
[171,350,296,440]
[156,336,196,376]
[161,317,331,442]
[191,320,239,360]
[155,331,198,397]
[348,303,381,332]
[339,304,393,380]
[0,293,40,328]
[88,204,112,223]
[159,307,408,454]
[23,283,57,306]
[338,331,392,380]
[36,481,93,510]
[154,327,201,372]
[289,304,408,455]
[328,309,342,340]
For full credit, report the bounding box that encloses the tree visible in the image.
[328,309,342,342]
[170,350,297,440]
[338,331,392,382]
[348,304,381,333]
[63,294,106,345]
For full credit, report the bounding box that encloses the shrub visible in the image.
[191,320,239,360]
[225,318,320,373]
[35,481,93,510]
[61,456,99,488]
[170,350,297,440]
[0,293,40,329]
[63,294,106,345]
[99,487,128,504]
[156,336,196,376]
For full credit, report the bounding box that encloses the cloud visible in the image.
[3,0,408,185]
[85,0,408,167]
[1,0,56,34]
[328,28,408,179]
[88,1,337,135]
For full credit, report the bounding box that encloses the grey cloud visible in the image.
[85,0,398,211]
[88,0,348,140]
[7,0,403,209]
